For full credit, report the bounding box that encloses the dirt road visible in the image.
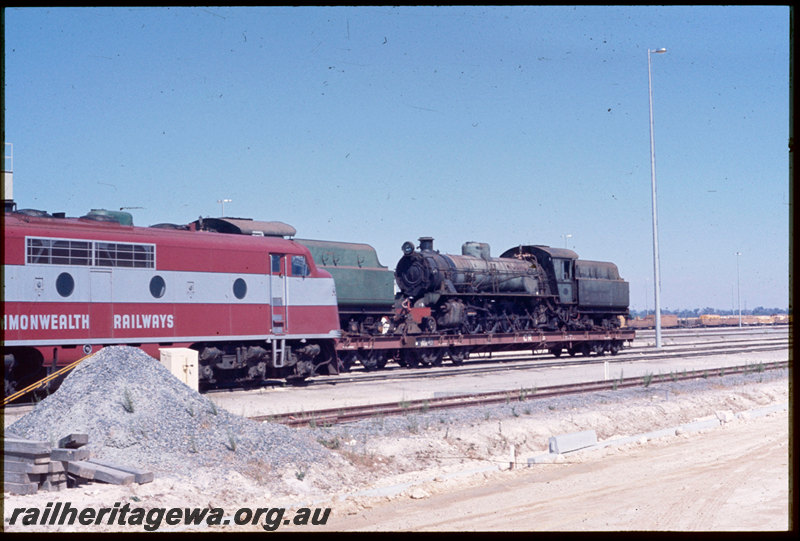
[319,409,790,531]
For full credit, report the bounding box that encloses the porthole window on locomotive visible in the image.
[55,272,75,297]
[233,278,247,299]
[149,275,166,298]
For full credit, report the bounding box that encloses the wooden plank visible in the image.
[41,478,67,492]
[66,461,134,485]
[66,473,89,488]
[66,461,95,480]
[87,459,154,484]
[58,433,89,449]
[3,481,39,495]
[45,472,67,483]
[50,448,90,462]
[3,471,42,484]
[4,451,50,464]
[3,459,50,474]
[3,438,51,455]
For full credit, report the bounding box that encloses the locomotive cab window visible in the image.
[291,255,309,277]
[271,254,283,275]
[562,260,572,279]
[554,259,569,280]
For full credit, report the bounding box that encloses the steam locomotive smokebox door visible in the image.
[159,347,199,391]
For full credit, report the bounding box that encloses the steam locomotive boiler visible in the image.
[395,237,629,335]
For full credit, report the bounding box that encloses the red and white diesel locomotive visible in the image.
[3,208,341,395]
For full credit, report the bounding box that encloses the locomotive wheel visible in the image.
[448,346,469,366]
[610,342,621,356]
[422,316,437,334]
[550,347,563,358]
[4,378,17,400]
[465,319,482,334]
[580,343,592,357]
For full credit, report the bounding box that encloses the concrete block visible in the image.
[641,427,678,441]
[747,403,788,419]
[676,418,720,435]
[527,453,563,465]
[548,430,597,454]
[715,410,735,423]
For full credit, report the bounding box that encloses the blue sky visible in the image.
[3,6,790,311]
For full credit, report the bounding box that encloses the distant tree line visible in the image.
[630,307,789,319]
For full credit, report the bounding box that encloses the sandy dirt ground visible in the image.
[318,408,790,531]
[2,371,791,533]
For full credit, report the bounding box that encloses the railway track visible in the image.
[4,334,788,418]
[289,335,789,388]
[255,360,789,428]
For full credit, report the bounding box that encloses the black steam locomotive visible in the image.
[394,237,629,335]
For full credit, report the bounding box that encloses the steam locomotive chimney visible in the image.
[418,237,434,252]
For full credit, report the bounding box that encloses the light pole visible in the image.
[736,251,742,327]
[562,233,572,248]
[648,47,666,349]
[217,198,232,217]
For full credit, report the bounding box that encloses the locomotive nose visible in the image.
[395,252,429,298]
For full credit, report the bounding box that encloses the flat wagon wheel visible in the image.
[419,348,443,367]
[358,349,384,371]
[401,349,420,369]
[339,351,357,372]
[448,346,470,366]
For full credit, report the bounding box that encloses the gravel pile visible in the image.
[6,346,339,483]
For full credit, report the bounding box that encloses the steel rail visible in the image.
[257,360,788,427]
[303,340,788,388]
